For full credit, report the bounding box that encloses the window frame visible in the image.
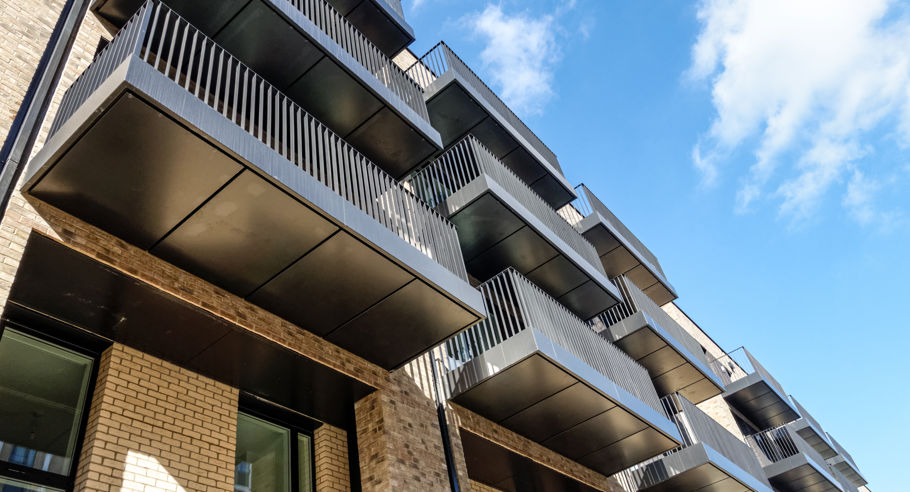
[236,394,320,492]
[0,316,105,491]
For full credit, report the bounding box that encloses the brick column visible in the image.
[315,424,351,491]
[74,344,239,491]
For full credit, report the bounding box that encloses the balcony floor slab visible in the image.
[626,444,772,492]
[724,372,800,430]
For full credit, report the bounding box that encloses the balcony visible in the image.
[559,184,676,306]
[747,425,844,492]
[594,277,723,404]
[407,136,621,319]
[825,433,868,487]
[323,0,414,56]
[615,394,772,492]
[435,269,681,476]
[788,397,838,460]
[24,3,484,370]
[714,348,799,430]
[91,0,440,178]
[406,42,575,208]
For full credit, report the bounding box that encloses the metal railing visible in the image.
[435,268,663,414]
[616,394,770,491]
[378,0,403,18]
[407,135,605,274]
[830,465,859,492]
[405,42,560,171]
[559,184,668,279]
[709,347,788,398]
[791,396,828,441]
[826,433,859,470]
[746,424,832,473]
[286,0,428,121]
[49,1,467,281]
[598,276,715,375]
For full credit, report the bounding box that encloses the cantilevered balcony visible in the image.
[406,42,575,208]
[559,184,676,306]
[825,434,867,488]
[788,397,838,461]
[594,277,723,404]
[91,0,440,177]
[616,394,772,492]
[747,425,844,492]
[324,0,414,56]
[407,136,621,319]
[25,3,484,370]
[435,269,681,476]
[714,348,799,430]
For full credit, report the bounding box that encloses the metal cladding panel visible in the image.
[327,0,415,56]
[25,41,482,370]
[724,373,800,429]
[447,328,680,477]
[624,444,772,492]
[7,233,374,429]
[764,457,843,492]
[459,430,599,492]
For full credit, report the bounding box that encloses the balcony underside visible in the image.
[629,444,771,492]
[442,177,620,320]
[763,455,842,492]
[424,73,574,208]
[92,0,439,178]
[460,430,598,492]
[828,456,866,487]
[790,420,837,460]
[723,373,799,430]
[7,233,375,430]
[578,216,676,306]
[605,312,723,404]
[25,66,483,370]
[446,329,681,476]
[326,0,414,56]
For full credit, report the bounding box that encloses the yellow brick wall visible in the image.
[314,424,351,492]
[75,344,239,491]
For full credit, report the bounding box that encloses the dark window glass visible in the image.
[234,412,314,492]
[0,329,93,477]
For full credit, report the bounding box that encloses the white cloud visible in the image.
[468,5,562,116]
[689,0,910,227]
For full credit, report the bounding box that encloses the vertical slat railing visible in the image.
[287,0,428,121]
[406,42,560,170]
[407,136,605,276]
[49,1,467,281]
[435,268,663,415]
[746,424,832,473]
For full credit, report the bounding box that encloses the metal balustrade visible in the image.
[49,1,467,281]
[616,394,771,491]
[791,397,828,440]
[599,276,715,372]
[406,42,559,170]
[827,433,858,470]
[286,0,428,121]
[746,425,832,472]
[407,135,605,275]
[560,184,667,278]
[436,268,663,414]
[710,347,788,398]
[380,0,403,17]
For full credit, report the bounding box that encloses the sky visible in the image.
[403,0,906,488]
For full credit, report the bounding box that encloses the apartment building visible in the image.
[0,1,869,491]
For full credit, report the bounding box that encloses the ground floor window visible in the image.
[234,404,315,492]
[0,327,95,491]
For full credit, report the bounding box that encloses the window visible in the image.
[234,406,315,492]
[0,328,95,491]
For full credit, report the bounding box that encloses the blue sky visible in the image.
[404,0,906,488]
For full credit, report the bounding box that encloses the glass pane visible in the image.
[0,329,93,476]
[235,413,290,492]
[0,476,63,492]
[297,435,313,492]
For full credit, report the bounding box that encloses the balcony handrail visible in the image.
[746,424,832,473]
[790,396,829,443]
[615,393,770,490]
[709,347,789,400]
[560,184,668,280]
[49,1,468,281]
[405,41,560,172]
[436,268,663,415]
[826,433,859,469]
[286,0,428,121]
[598,276,717,378]
[407,135,605,277]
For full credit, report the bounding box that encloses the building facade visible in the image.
[0,1,869,491]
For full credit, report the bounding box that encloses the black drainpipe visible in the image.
[0,0,91,215]
[430,355,461,492]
